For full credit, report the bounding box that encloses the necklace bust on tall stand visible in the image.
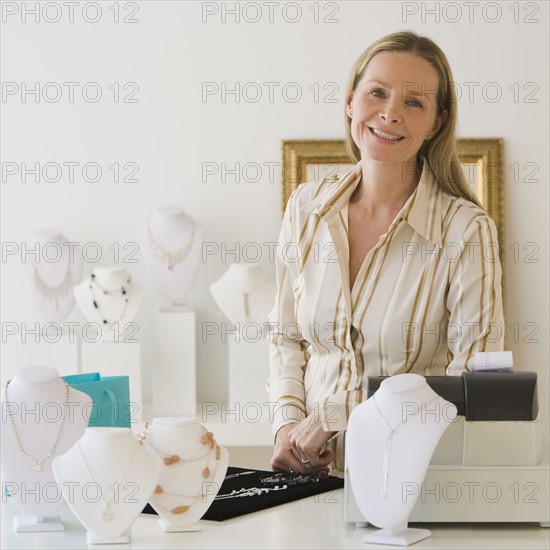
[73,267,143,340]
[136,206,205,305]
[210,262,274,325]
[21,229,83,323]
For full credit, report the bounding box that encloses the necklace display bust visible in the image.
[137,206,205,305]
[73,267,143,341]
[140,417,229,532]
[22,229,82,323]
[210,263,274,325]
[0,366,91,519]
[52,427,162,543]
[347,373,457,545]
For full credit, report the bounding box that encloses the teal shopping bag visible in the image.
[62,372,131,428]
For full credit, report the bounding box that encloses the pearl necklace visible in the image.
[88,272,132,325]
[371,394,439,499]
[3,381,70,472]
[147,223,195,270]
[76,441,138,522]
[138,425,221,515]
[33,263,73,312]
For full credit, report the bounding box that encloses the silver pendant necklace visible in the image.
[3,381,70,472]
[76,441,138,522]
[147,223,195,270]
[371,394,439,499]
[33,263,73,312]
[88,273,132,325]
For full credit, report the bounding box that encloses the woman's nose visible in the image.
[379,99,402,123]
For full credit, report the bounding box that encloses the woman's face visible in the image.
[347,51,448,165]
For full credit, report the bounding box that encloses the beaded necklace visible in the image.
[138,424,221,515]
[3,381,70,472]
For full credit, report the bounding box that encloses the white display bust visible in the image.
[73,267,143,341]
[52,427,162,544]
[21,229,82,323]
[142,417,229,532]
[210,263,274,325]
[347,373,457,546]
[136,206,205,305]
[0,366,91,521]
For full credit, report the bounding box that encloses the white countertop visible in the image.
[2,489,549,549]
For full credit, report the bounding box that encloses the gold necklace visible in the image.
[3,381,70,472]
[138,425,221,515]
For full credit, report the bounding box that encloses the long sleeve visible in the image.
[266,189,309,438]
[446,214,505,374]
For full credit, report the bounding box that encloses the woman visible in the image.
[267,31,504,474]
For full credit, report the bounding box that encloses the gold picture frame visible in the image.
[280,138,506,322]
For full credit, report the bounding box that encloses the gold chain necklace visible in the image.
[138,425,221,515]
[3,381,70,472]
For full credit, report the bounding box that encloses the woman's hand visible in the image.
[271,417,335,473]
[271,423,308,473]
[288,413,335,471]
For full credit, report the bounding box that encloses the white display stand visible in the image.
[52,427,162,544]
[136,206,205,303]
[21,229,82,323]
[18,330,80,376]
[142,417,229,532]
[346,374,457,546]
[152,306,196,417]
[0,366,91,532]
[81,340,142,423]
[228,338,271,422]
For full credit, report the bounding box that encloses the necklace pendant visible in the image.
[100,501,114,522]
[33,462,43,472]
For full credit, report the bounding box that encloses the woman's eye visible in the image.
[406,98,422,108]
[370,88,384,97]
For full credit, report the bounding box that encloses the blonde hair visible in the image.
[344,30,482,207]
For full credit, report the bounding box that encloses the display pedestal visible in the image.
[86,530,130,545]
[81,340,142,422]
[18,331,79,376]
[157,518,202,533]
[228,337,270,421]
[152,306,196,416]
[362,522,431,546]
[13,515,64,533]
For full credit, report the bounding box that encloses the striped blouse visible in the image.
[266,159,504,468]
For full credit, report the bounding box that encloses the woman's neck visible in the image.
[352,158,422,216]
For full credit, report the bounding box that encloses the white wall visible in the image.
[1,1,548,434]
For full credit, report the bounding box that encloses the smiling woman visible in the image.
[267,31,504,474]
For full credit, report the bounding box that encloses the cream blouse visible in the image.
[266,159,504,468]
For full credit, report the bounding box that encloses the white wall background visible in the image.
[1,1,548,434]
